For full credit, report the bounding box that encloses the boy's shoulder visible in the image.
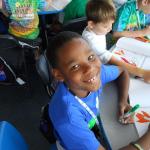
[82,27,105,42]
[118,0,136,12]
[49,83,79,114]
[100,65,120,85]
[49,83,91,128]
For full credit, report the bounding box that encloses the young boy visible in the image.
[82,0,150,83]
[113,0,150,39]
[46,31,150,150]
[0,0,52,40]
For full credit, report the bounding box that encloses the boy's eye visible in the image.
[71,64,80,71]
[88,54,96,61]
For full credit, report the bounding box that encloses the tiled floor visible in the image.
[0,65,50,150]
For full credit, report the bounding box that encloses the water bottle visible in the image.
[0,70,6,81]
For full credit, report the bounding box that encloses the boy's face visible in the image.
[139,0,150,14]
[88,19,114,35]
[53,38,101,97]
[143,3,150,14]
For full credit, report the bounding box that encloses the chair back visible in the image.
[36,54,51,85]
[0,121,28,150]
[63,17,87,34]
[36,53,58,97]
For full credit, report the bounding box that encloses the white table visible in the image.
[100,82,138,150]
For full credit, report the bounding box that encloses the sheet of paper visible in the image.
[129,78,150,107]
[113,37,150,107]
[112,37,150,138]
[116,37,150,56]
[141,57,150,70]
[134,108,150,137]
[112,47,145,67]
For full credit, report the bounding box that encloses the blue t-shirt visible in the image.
[49,65,119,150]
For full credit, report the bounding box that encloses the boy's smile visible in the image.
[53,38,101,97]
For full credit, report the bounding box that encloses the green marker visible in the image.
[88,118,96,129]
[124,104,140,118]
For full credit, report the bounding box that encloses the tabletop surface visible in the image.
[100,83,138,149]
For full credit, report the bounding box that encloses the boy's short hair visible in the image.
[86,0,116,23]
[46,31,81,68]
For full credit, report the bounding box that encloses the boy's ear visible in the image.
[87,21,95,30]
[52,68,64,82]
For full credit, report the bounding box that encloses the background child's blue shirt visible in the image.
[49,65,119,150]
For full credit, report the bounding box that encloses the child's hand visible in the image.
[118,102,134,124]
[143,70,150,84]
[148,124,150,131]
[143,26,150,36]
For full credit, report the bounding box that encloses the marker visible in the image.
[121,57,136,66]
[124,104,140,118]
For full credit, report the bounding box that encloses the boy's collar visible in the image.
[136,0,139,11]
[63,82,91,98]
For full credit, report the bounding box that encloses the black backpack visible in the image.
[0,35,27,85]
[0,56,25,85]
[39,104,56,144]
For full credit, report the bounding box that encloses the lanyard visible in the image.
[136,11,145,29]
[75,96,99,125]
[136,0,146,29]
[75,95,112,150]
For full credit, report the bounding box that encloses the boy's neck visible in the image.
[87,27,102,34]
[87,26,104,36]
[74,91,90,98]
[137,0,144,10]
[137,0,142,10]
[0,0,2,9]
[67,86,89,98]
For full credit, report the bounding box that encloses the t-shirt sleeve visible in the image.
[101,65,120,86]
[90,42,113,64]
[82,30,113,64]
[54,107,100,150]
[113,4,131,32]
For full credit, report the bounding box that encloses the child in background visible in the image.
[113,0,150,39]
[82,0,150,83]
[63,0,88,23]
[112,0,127,10]
[0,0,52,40]
[47,31,150,150]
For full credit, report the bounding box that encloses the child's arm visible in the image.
[109,55,150,83]
[113,26,150,39]
[114,65,130,120]
[120,124,150,150]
